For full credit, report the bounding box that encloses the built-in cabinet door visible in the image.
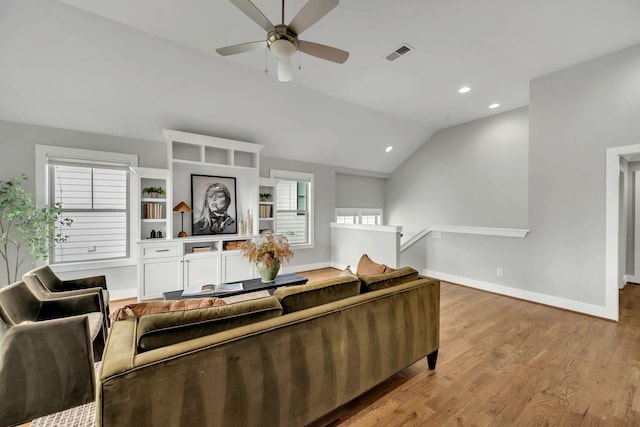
[222,251,254,283]
[141,257,183,298]
[184,254,221,288]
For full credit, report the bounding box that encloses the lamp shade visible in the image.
[173,201,192,213]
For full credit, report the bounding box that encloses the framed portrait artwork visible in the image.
[191,174,238,235]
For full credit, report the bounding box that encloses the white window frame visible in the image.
[36,145,138,272]
[335,208,384,225]
[270,169,314,249]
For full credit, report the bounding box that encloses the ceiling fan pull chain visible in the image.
[298,51,302,70]
[265,48,269,74]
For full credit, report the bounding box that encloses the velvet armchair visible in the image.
[23,265,110,324]
[0,281,103,426]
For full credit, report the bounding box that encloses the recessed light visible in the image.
[489,103,500,109]
[458,86,471,94]
[385,146,393,153]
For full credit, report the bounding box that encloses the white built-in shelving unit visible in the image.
[135,130,266,300]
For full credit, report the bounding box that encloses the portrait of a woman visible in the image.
[191,175,237,235]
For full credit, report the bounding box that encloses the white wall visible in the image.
[330,224,402,271]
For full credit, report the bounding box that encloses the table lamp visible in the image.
[173,201,192,237]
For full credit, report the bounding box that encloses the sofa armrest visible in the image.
[37,292,103,320]
[63,275,107,291]
[0,316,95,426]
[100,317,137,379]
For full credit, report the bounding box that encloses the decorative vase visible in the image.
[256,258,280,283]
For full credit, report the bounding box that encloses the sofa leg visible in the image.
[427,349,438,370]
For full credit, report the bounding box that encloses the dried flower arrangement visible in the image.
[240,231,293,268]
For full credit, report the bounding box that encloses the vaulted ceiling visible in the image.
[2,0,640,173]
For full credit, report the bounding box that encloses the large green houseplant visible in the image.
[0,175,73,285]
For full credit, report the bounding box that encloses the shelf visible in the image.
[142,198,167,203]
[259,201,274,205]
[171,159,258,172]
[142,219,166,223]
[259,217,275,221]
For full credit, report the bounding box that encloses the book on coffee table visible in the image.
[182,282,244,297]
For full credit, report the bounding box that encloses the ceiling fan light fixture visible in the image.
[270,39,297,58]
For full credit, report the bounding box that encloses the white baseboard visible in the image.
[425,269,616,321]
[623,274,640,286]
[109,288,137,301]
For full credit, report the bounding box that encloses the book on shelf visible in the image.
[181,282,244,297]
[191,246,211,253]
[144,202,163,219]
[259,205,272,218]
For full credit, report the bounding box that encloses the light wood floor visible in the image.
[23,271,640,426]
[310,280,640,426]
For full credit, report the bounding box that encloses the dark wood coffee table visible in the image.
[162,273,308,300]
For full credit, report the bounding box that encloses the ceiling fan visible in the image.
[216,0,349,82]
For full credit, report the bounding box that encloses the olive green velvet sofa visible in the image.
[97,268,440,427]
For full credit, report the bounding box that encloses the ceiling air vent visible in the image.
[385,44,414,62]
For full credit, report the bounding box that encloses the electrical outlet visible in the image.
[496,267,503,277]
[88,246,96,252]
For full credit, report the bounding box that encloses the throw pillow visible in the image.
[356,254,392,277]
[110,298,226,321]
[339,265,356,277]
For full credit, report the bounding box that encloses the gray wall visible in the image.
[0,120,167,287]
[389,43,640,308]
[387,107,529,237]
[335,173,386,210]
[260,156,343,269]
[527,43,640,305]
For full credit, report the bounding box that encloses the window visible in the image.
[50,164,128,263]
[36,145,138,269]
[270,170,313,247]
[336,208,383,225]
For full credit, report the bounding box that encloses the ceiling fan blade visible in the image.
[288,0,339,35]
[216,40,266,56]
[277,58,293,82]
[298,40,349,64]
[229,0,275,32]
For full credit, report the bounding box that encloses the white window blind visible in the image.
[50,164,129,263]
[336,208,383,225]
[271,170,313,247]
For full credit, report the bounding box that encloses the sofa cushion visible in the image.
[356,254,393,276]
[273,276,361,314]
[358,266,420,293]
[136,296,282,352]
[110,298,226,321]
